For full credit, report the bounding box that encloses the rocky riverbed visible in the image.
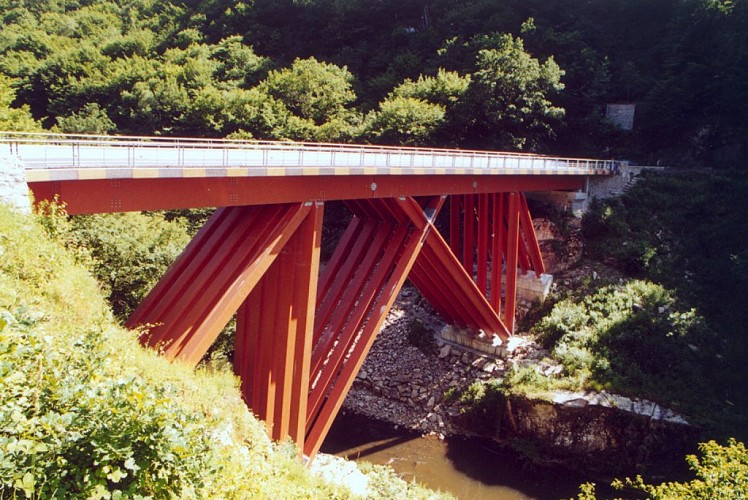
[340,284,548,437]
[338,215,636,439]
[333,214,697,477]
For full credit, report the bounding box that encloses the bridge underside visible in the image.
[27,174,583,214]
[116,189,545,459]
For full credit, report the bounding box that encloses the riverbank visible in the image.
[340,257,697,478]
[340,285,548,438]
[339,281,560,439]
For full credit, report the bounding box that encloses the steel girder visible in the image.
[27,175,585,215]
[126,192,544,460]
[447,192,545,333]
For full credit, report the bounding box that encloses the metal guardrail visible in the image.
[1,131,619,173]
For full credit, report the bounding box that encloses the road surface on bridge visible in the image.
[4,132,617,182]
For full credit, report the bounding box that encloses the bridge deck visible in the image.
[5,132,615,181]
[4,133,615,213]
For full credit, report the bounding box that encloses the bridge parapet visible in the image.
[2,132,618,182]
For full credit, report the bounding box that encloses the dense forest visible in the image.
[1,0,746,166]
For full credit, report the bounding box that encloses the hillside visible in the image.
[0,203,444,498]
[1,0,746,164]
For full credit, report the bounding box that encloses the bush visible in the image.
[0,204,448,498]
[574,438,748,499]
[528,280,719,423]
[69,212,191,320]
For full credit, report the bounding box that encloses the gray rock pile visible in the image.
[341,286,551,437]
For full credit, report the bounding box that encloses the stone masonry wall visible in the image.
[0,153,31,213]
[588,164,666,201]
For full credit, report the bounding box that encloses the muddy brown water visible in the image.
[322,411,609,500]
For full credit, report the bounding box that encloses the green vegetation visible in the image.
[67,212,191,320]
[0,204,442,498]
[532,281,717,420]
[2,0,745,162]
[575,439,748,499]
[458,277,722,430]
[0,75,40,131]
[459,172,748,439]
[583,172,748,434]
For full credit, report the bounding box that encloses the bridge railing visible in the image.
[1,131,619,173]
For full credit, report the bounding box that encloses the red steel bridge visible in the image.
[5,132,617,459]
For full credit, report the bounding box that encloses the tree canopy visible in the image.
[0,0,745,162]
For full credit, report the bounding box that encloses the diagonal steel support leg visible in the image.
[234,203,324,450]
[445,191,546,335]
[303,197,439,459]
[126,202,312,366]
[408,197,511,341]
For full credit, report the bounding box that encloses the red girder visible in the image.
[234,204,323,448]
[504,193,521,333]
[118,184,548,460]
[126,202,312,365]
[304,208,426,458]
[477,194,490,294]
[447,191,546,333]
[519,193,546,277]
[28,175,584,215]
[411,227,510,339]
[490,193,504,312]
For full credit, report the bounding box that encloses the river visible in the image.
[322,411,608,500]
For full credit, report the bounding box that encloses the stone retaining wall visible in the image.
[0,154,31,213]
[588,164,667,201]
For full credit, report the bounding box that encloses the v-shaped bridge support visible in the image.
[127,192,543,460]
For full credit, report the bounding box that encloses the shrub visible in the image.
[607,438,747,499]
[69,212,191,320]
[528,280,718,423]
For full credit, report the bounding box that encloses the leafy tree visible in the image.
[0,74,40,131]
[260,57,356,124]
[211,35,270,87]
[459,33,565,151]
[54,102,115,134]
[223,86,292,139]
[364,96,445,146]
[392,68,471,108]
[101,29,157,59]
[257,57,360,141]
[611,439,748,499]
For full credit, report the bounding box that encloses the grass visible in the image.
[0,203,446,498]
